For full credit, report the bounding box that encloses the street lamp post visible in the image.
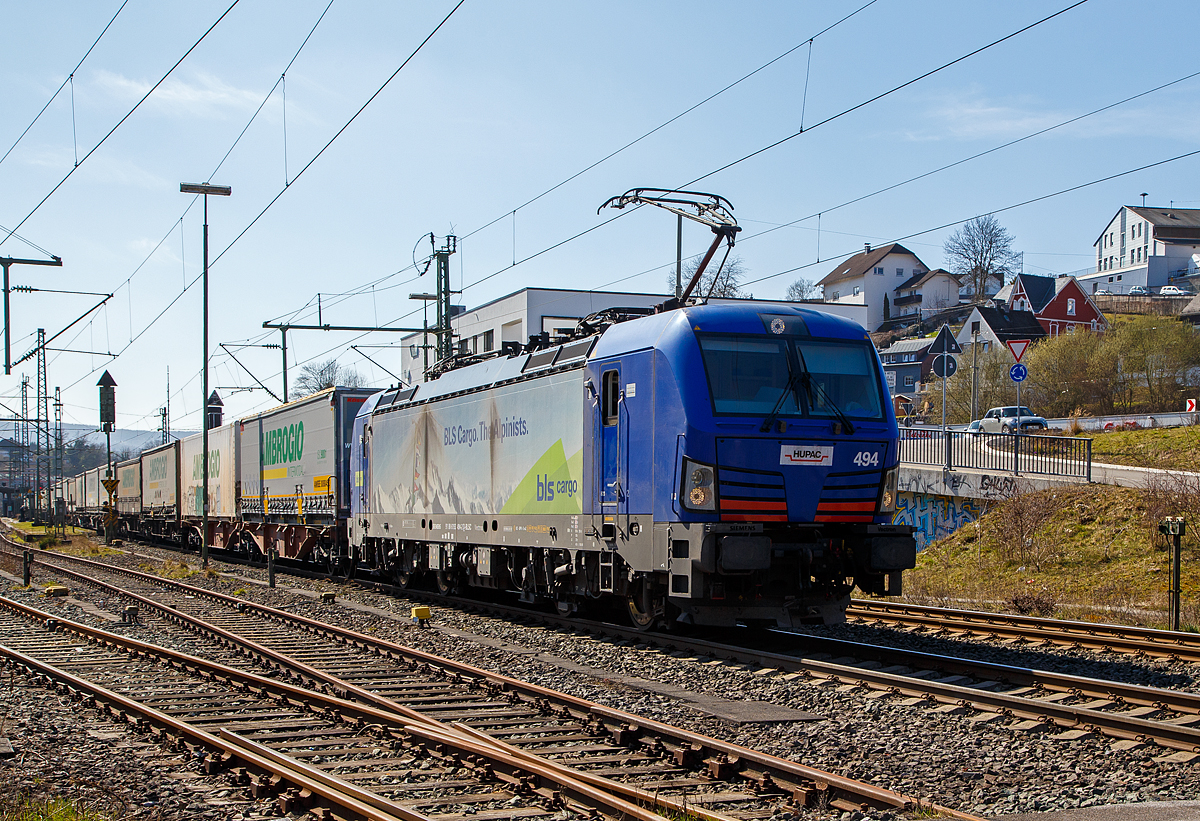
[180,183,231,569]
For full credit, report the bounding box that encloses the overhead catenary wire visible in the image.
[0,0,130,170]
[45,0,345,394]
[454,0,1092,300]
[0,0,242,252]
[740,147,1200,290]
[680,0,1090,189]
[211,0,467,267]
[57,1,466,408]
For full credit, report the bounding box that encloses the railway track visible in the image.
[846,599,1200,664]
[0,535,973,820]
[9,536,1200,763]
[0,596,649,821]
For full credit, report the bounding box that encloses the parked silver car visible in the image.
[978,406,1048,434]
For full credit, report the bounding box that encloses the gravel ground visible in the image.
[0,666,272,819]
[6,537,1200,819]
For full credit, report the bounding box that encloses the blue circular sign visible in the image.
[1010,363,1028,382]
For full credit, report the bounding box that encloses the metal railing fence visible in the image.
[899,429,1092,480]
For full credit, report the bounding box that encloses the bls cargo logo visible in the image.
[780,445,834,466]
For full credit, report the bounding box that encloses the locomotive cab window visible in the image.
[602,370,620,425]
[697,334,884,420]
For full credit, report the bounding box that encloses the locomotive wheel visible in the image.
[626,577,662,631]
[394,569,415,589]
[436,570,460,596]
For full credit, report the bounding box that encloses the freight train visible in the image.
[61,301,916,629]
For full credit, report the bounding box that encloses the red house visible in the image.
[999,274,1107,336]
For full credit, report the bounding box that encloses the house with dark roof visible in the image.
[953,304,1047,352]
[877,336,938,396]
[1083,205,1200,295]
[818,243,934,331]
[996,273,1107,337]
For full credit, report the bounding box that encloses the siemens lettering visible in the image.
[444,416,529,448]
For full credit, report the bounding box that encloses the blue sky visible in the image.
[2,0,1198,433]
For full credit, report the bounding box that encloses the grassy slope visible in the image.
[1083,424,1200,471]
[902,483,1200,630]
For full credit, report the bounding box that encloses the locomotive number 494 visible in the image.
[852,450,880,467]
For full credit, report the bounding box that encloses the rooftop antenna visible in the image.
[599,188,740,310]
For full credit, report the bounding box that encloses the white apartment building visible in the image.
[1082,205,1200,294]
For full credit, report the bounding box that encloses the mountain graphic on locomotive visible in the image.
[350,301,916,628]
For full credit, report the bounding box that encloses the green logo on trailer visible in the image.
[262,422,304,466]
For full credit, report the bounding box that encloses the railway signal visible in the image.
[98,371,117,544]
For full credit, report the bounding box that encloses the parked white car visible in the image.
[1159,285,1190,296]
[1128,285,1149,296]
[978,406,1048,434]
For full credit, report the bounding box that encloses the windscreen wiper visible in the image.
[794,348,855,435]
[761,359,805,432]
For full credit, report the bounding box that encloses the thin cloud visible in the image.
[93,69,262,118]
[906,89,1062,141]
[906,87,1200,142]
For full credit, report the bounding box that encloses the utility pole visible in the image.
[160,366,170,444]
[36,329,49,522]
[433,235,457,362]
[19,376,29,514]
[262,322,424,397]
[2,255,62,375]
[971,328,980,422]
[53,387,64,536]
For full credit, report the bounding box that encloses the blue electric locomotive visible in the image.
[349,301,915,628]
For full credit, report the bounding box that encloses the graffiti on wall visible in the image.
[893,492,982,550]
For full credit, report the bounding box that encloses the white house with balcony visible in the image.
[892,268,961,322]
[1081,205,1200,295]
[818,243,933,331]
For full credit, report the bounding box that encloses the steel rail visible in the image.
[8,535,1200,755]
[0,609,429,821]
[9,536,1200,754]
[847,599,1200,663]
[0,537,979,819]
[0,596,700,821]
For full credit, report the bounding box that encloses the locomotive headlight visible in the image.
[681,458,717,511]
[878,466,898,514]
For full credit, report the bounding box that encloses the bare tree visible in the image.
[943,215,1020,299]
[785,278,817,301]
[294,358,363,396]
[667,254,751,299]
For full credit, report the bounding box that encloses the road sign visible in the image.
[1188,399,1196,413]
[932,354,958,378]
[1006,339,1031,363]
[102,478,119,495]
[929,324,963,355]
[1010,363,1028,382]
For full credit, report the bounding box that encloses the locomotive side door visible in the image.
[599,365,622,519]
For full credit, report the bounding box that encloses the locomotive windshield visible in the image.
[698,334,884,420]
